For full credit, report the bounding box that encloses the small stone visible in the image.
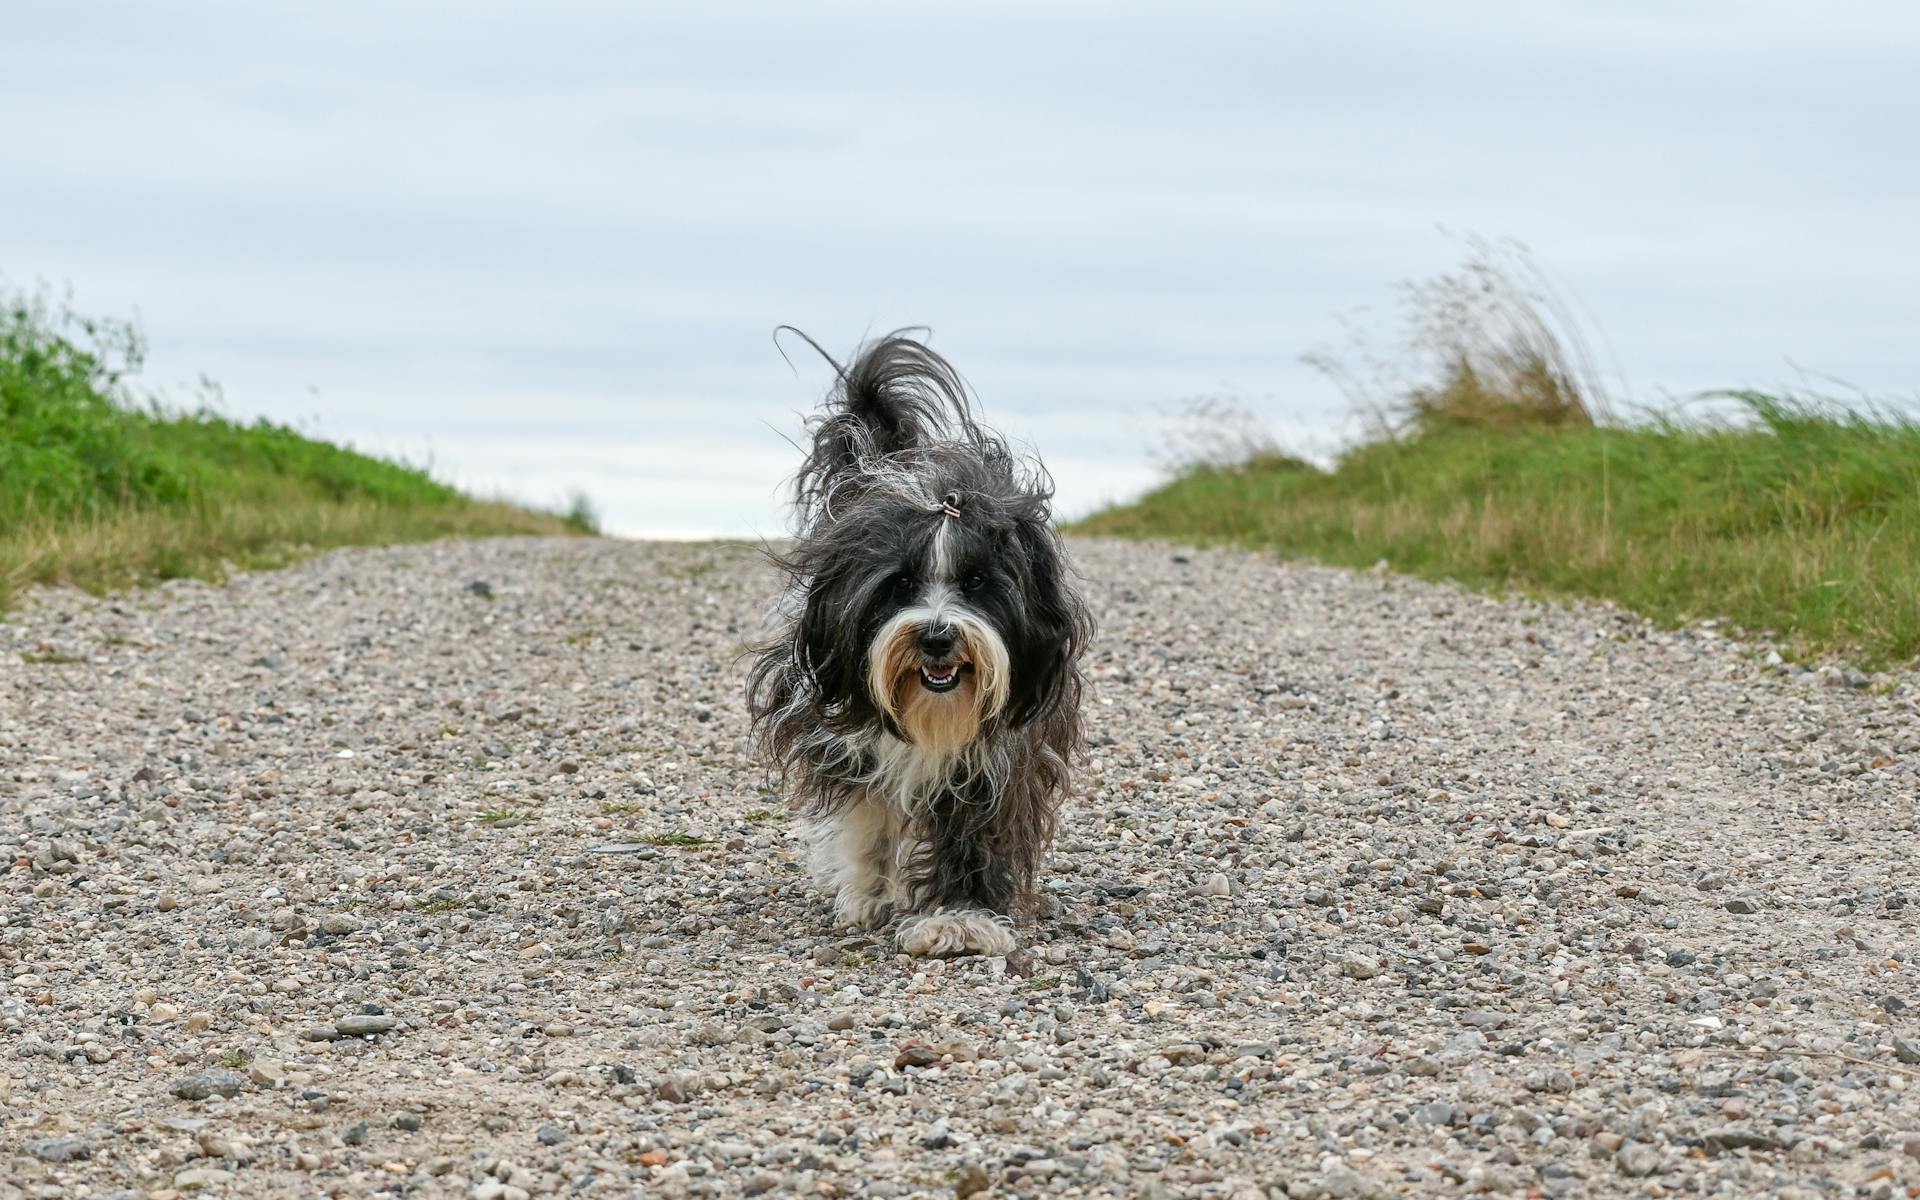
[150,1002,181,1022]
[248,1058,288,1088]
[155,894,179,912]
[300,1024,342,1042]
[169,1069,247,1101]
[32,1136,91,1163]
[895,1042,941,1069]
[1703,1128,1782,1154]
[341,1120,368,1146]
[1666,948,1697,967]
[1724,898,1758,914]
[1525,1067,1576,1093]
[954,1163,991,1198]
[827,1013,857,1032]
[656,1076,690,1103]
[1891,1035,1920,1065]
[1415,1102,1453,1126]
[335,1014,398,1037]
[536,1123,566,1145]
[1160,1043,1206,1066]
[541,1022,574,1037]
[1340,951,1383,980]
[392,1112,425,1132]
[1203,872,1231,897]
[318,914,362,935]
[174,1167,236,1190]
[1617,1141,1661,1177]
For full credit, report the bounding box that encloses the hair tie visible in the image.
[940,492,963,519]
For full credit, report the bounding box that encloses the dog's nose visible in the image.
[918,626,956,658]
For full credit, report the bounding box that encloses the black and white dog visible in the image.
[748,332,1091,957]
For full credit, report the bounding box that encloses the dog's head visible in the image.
[788,462,1085,754]
[750,331,1090,765]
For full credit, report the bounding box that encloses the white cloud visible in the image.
[5,1,1917,534]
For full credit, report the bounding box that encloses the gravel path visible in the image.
[3,536,1917,1200]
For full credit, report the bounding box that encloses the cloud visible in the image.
[5,1,1917,534]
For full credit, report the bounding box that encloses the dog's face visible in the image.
[793,483,1081,753]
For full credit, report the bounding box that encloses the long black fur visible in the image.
[748,331,1092,919]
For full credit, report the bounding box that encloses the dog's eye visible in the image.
[962,573,987,592]
[891,572,915,596]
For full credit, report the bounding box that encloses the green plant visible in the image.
[640,832,714,848]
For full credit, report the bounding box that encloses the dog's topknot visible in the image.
[778,328,1023,528]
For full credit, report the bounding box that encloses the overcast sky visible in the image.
[5,1,1917,536]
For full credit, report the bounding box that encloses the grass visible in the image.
[20,649,86,665]
[1079,243,1920,667]
[1,287,595,608]
[1081,396,1920,668]
[639,831,714,848]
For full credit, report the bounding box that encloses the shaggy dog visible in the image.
[748,332,1091,957]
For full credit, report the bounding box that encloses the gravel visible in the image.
[2,534,1917,1199]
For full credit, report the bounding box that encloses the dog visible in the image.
[748,331,1092,957]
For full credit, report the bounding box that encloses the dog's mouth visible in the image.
[918,661,970,694]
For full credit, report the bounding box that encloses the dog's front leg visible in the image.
[893,793,1023,958]
[803,797,905,931]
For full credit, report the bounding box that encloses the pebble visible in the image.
[335,1014,399,1037]
[173,1167,236,1190]
[1617,1141,1662,1177]
[169,1069,247,1101]
[31,1136,91,1163]
[1340,951,1384,980]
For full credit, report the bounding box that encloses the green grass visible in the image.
[20,650,86,665]
[639,831,714,848]
[1,288,593,608]
[1076,393,1920,666]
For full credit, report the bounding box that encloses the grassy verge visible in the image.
[2,289,593,609]
[1077,242,1920,667]
[1076,398,1920,665]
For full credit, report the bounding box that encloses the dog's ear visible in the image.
[1002,519,1090,728]
[795,564,869,722]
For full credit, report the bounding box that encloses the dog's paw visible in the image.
[895,909,1015,958]
[833,889,894,930]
